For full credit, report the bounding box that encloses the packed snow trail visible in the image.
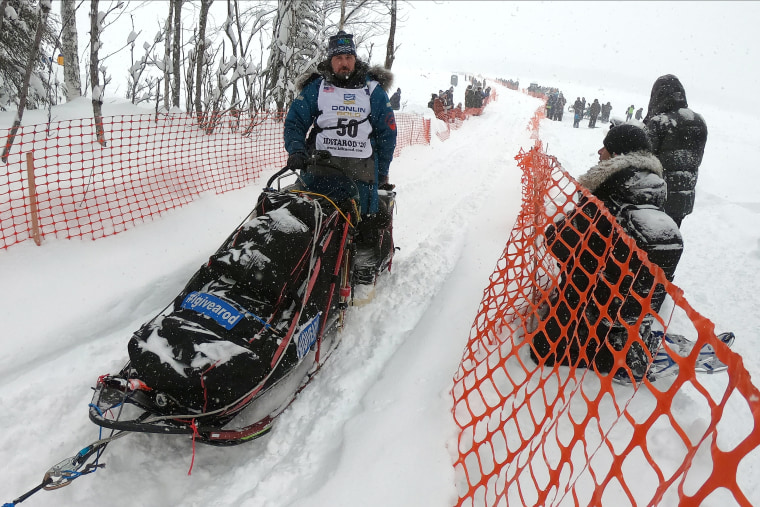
[1,81,540,506]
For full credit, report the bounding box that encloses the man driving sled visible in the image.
[283,30,397,294]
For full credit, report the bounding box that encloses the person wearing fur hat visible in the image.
[283,30,397,217]
[284,30,397,289]
[643,74,708,227]
[530,124,684,382]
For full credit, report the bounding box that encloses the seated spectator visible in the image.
[530,124,683,382]
[432,94,445,119]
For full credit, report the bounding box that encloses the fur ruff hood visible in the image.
[295,60,394,92]
[578,151,663,192]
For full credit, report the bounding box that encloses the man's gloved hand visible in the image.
[378,174,395,191]
[287,151,309,171]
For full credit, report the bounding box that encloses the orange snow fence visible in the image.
[0,110,430,249]
[452,108,760,506]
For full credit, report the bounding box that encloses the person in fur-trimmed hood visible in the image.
[283,30,397,217]
[530,124,684,382]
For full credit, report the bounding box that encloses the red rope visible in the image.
[187,419,199,476]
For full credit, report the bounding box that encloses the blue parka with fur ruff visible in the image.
[284,60,396,214]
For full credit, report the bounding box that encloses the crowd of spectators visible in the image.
[465,79,491,109]
[545,89,566,121]
[427,86,456,116]
[427,76,492,121]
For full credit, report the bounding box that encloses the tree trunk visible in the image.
[384,0,397,69]
[194,0,212,123]
[171,0,182,108]
[1,1,52,163]
[61,0,82,100]
[163,1,173,111]
[90,0,106,145]
[226,0,239,109]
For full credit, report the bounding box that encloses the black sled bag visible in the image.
[126,191,348,415]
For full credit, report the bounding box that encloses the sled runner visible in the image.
[89,161,396,445]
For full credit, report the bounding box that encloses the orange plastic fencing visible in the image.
[0,110,430,249]
[452,109,760,506]
[395,111,432,157]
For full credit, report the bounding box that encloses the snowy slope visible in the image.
[3,69,760,506]
[1,72,534,506]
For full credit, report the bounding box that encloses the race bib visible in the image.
[316,81,376,159]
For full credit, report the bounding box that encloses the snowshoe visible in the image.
[613,331,735,385]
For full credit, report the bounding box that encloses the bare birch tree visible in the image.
[384,0,396,69]
[193,0,213,122]
[90,0,106,145]
[171,0,182,108]
[61,0,82,100]
[162,1,173,111]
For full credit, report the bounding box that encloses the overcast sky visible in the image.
[82,1,759,113]
[395,1,760,111]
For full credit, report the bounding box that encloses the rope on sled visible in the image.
[290,190,359,228]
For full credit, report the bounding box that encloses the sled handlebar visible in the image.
[265,166,292,189]
[265,151,360,193]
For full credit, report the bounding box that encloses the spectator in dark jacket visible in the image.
[556,93,566,121]
[601,102,612,123]
[464,85,474,108]
[473,86,484,108]
[530,124,683,382]
[588,99,601,128]
[573,97,583,128]
[643,74,708,227]
[389,88,401,110]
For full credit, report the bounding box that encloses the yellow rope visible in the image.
[289,190,359,227]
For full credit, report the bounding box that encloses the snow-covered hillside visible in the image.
[2,69,759,506]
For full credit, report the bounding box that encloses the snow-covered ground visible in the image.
[2,68,759,506]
